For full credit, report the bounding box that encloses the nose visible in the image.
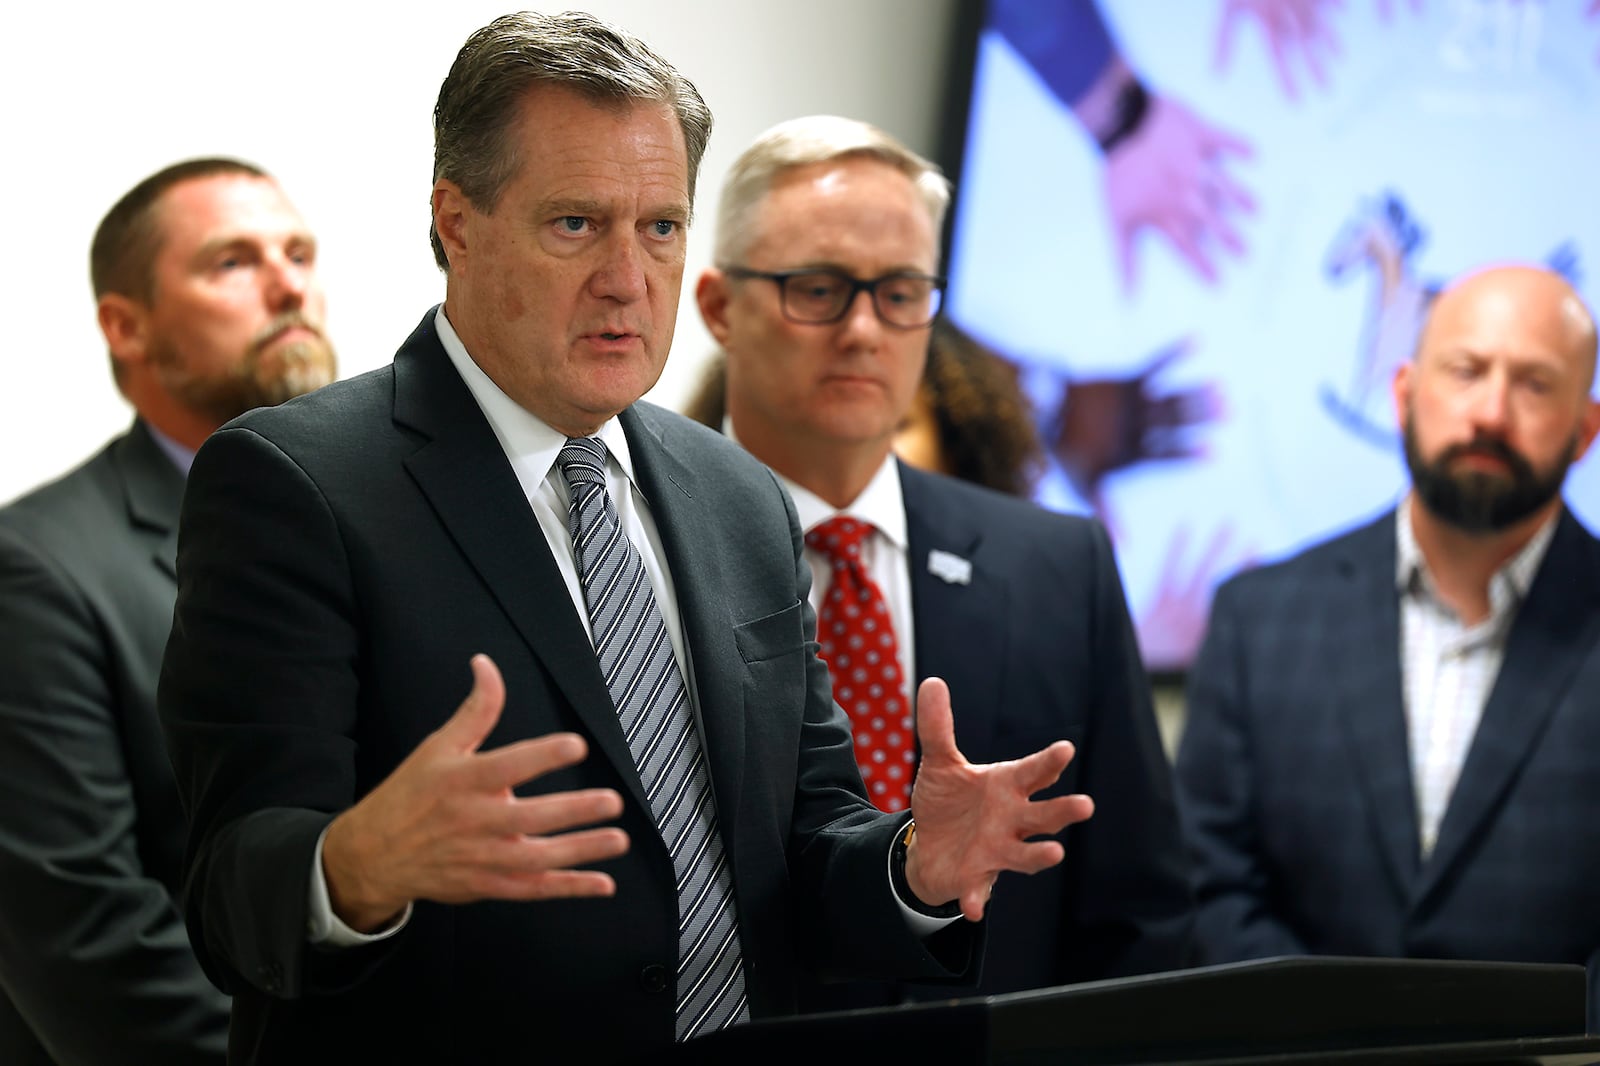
[264,252,310,313]
[835,286,884,348]
[590,232,647,303]
[1470,369,1511,433]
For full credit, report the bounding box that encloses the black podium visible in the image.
[680,957,1600,1064]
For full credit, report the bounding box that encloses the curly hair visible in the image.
[919,319,1044,497]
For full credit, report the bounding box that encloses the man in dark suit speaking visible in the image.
[0,158,335,1064]
[693,115,1194,1006]
[158,12,1095,1064]
[1177,264,1600,1020]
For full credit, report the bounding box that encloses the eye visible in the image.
[649,219,679,238]
[557,216,591,235]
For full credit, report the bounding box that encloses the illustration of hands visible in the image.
[1047,337,1224,514]
[1103,96,1256,293]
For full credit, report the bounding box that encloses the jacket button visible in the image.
[639,964,669,993]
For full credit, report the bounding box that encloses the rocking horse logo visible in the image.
[1319,191,1579,447]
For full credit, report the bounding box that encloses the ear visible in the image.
[97,293,148,372]
[1391,361,1412,427]
[433,180,470,271]
[695,268,733,344]
[1574,397,1600,464]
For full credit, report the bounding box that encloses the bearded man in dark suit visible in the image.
[0,157,335,1064]
[1178,264,1600,1023]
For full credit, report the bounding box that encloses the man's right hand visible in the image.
[321,654,629,932]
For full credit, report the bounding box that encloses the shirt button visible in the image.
[639,963,669,993]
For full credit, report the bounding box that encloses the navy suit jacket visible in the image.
[158,311,972,1065]
[0,422,228,1065]
[1177,507,1600,1021]
[803,464,1193,1007]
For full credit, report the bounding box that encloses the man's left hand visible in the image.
[903,678,1095,921]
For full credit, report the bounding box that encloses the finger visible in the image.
[1138,335,1195,380]
[1214,1,1244,73]
[960,882,993,923]
[913,677,962,765]
[512,825,631,874]
[1158,526,1192,589]
[1203,166,1258,214]
[1195,524,1240,584]
[1018,793,1096,839]
[436,653,508,755]
[1269,35,1301,102]
[1150,389,1214,431]
[1207,212,1248,257]
[497,786,625,837]
[999,837,1069,878]
[480,867,620,902]
[1008,739,1076,796]
[1159,216,1220,286]
[1302,21,1337,89]
[472,730,591,791]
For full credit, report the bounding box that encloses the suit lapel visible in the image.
[1418,509,1600,904]
[621,406,746,844]
[1331,514,1422,897]
[391,312,647,812]
[900,464,1006,758]
[114,420,185,581]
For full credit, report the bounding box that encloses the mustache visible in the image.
[250,311,327,353]
[1436,433,1533,476]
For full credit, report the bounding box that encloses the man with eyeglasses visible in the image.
[695,115,1194,1007]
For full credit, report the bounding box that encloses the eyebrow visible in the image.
[538,199,692,223]
[190,232,317,263]
[787,262,938,277]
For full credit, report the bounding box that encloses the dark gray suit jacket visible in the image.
[803,466,1193,1009]
[0,421,228,1065]
[158,310,973,1065]
[1177,507,1600,1021]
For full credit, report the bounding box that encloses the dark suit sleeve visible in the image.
[159,427,396,1003]
[0,524,229,1065]
[1061,520,1195,978]
[1176,580,1309,961]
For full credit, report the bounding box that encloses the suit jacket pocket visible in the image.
[732,600,806,665]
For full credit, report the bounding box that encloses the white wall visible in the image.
[0,0,955,503]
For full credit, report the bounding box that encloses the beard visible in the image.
[152,311,338,425]
[1403,416,1574,534]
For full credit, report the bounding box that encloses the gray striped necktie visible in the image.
[557,435,749,1039]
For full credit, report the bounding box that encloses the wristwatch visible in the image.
[891,819,963,919]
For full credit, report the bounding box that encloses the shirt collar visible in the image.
[143,420,197,477]
[434,305,641,492]
[725,416,907,548]
[1395,494,1558,607]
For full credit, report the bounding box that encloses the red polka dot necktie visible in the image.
[804,516,915,813]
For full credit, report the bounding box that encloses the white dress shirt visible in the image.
[1396,499,1555,857]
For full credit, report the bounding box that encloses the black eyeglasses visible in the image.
[723,266,945,329]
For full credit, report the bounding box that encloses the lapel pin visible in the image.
[927,549,972,586]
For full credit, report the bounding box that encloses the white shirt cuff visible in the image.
[307,824,412,947]
[887,818,960,937]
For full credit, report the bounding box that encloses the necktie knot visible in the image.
[805,516,873,566]
[557,436,608,491]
